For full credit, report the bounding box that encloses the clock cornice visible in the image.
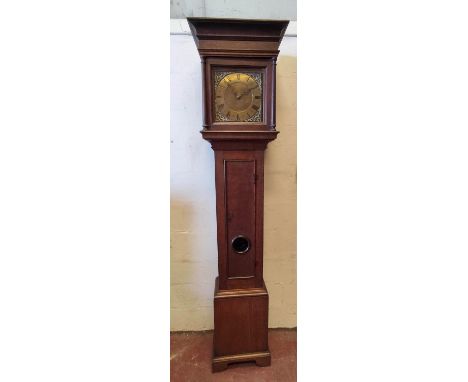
[187,17,289,57]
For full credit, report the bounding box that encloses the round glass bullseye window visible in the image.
[231,235,250,254]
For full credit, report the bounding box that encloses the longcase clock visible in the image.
[187,17,289,372]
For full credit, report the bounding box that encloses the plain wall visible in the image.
[170,33,296,331]
[170,0,297,20]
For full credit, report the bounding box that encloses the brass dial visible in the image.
[214,72,262,122]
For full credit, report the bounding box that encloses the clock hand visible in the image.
[240,85,257,97]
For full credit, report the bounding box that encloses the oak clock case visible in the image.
[187,17,289,373]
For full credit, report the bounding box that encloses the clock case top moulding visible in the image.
[187,17,289,150]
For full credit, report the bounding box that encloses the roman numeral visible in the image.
[236,114,240,121]
[252,104,259,111]
[237,74,240,80]
[255,95,261,99]
[226,111,230,118]
[217,103,224,110]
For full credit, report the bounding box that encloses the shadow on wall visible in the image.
[264,53,297,328]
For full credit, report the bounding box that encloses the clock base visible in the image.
[212,277,270,372]
[212,350,271,372]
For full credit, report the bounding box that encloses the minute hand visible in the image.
[241,84,258,96]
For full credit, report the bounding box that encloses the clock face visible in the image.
[213,71,263,122]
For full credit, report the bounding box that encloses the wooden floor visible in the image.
[170,329,296,382]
